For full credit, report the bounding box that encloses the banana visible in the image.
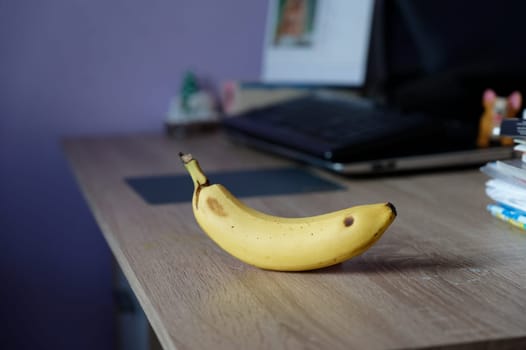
[180,153,396,271]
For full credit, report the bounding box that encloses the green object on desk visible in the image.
[126,167,344,205]
[181,71,199,113]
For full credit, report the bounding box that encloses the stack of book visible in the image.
[481,116,526,231]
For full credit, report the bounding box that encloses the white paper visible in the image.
[486,179,526,213]
[262,0,374,86]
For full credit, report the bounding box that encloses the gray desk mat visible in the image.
[126,167,345,205]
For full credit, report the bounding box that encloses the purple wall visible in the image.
[0,1,267,348]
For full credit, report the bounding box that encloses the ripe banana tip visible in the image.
[386,202,397,216]
[179,152,209,189]
[179,152,193,164]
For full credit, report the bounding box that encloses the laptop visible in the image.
[222,0,522,175]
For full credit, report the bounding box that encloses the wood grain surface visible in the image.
[63,131,526,350]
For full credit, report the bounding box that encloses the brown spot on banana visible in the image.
[195,185,202,210]
[343,216,354,227]
[207,197,228,217]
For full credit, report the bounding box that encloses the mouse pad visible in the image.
[126,167,345,205]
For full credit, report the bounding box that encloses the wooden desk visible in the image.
[63,132,526,350]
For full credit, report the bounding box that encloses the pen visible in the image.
[487,203,526,231]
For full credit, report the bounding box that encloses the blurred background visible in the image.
[0,1,267,348]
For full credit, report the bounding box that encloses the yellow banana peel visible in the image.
[180,153,396,271]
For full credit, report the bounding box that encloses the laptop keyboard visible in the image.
[222,94,440,162]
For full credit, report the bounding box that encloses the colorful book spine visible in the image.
[487,203,526,231]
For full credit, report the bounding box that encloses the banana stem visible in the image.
[179,152,209,188]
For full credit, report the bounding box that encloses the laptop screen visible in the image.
[261,0,374,86]
[376,0,526,121]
